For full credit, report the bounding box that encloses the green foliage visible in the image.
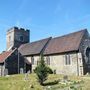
[34,66,53,74]
[35,54,48,85]
[46,66,53,74]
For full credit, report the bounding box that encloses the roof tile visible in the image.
[44,29,87,55]
[0,51,13,63]
[19,37,51,55]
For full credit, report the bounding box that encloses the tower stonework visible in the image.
[6,27,30,51]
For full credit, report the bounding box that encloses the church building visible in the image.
[0,27,90,76]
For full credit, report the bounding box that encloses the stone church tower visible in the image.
[6,27,30,51]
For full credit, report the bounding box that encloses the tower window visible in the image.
[19,36,24,42]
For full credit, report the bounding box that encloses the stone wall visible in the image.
[79,30,90,74]
[25,52,83,76]
[25,56,40,72]
[44,52,83,76]
[6,29,14,50]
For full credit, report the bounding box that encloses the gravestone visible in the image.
[24,72,30,81]
[20,68,24,74]
[4,69,8,76]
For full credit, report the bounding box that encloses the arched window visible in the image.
[86,47,90,63]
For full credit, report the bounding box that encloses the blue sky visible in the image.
[0,0,90,52]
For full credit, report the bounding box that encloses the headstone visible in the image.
[24,73,29,81]
[27,70,30,74]
[53,69,56,74]
[20,68,24,74]
[4,69,8,76]
[63,75,68,82]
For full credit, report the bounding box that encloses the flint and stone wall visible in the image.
[25,56,40,72]
[25,52,83,76]
[46,53,83,76]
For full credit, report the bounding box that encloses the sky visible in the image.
[0,0,90,52]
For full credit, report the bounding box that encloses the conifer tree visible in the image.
[35,54,48,85]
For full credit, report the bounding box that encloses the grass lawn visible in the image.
[0,74,90,90]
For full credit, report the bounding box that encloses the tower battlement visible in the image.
[6,26,30,51]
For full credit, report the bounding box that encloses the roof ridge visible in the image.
[52,29,87,40]
[19,37,52,49]
[29,37,52,44]
[19,37,52,55]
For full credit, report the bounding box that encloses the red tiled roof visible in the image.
[0,50,14,63]
[44,29,87,55]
